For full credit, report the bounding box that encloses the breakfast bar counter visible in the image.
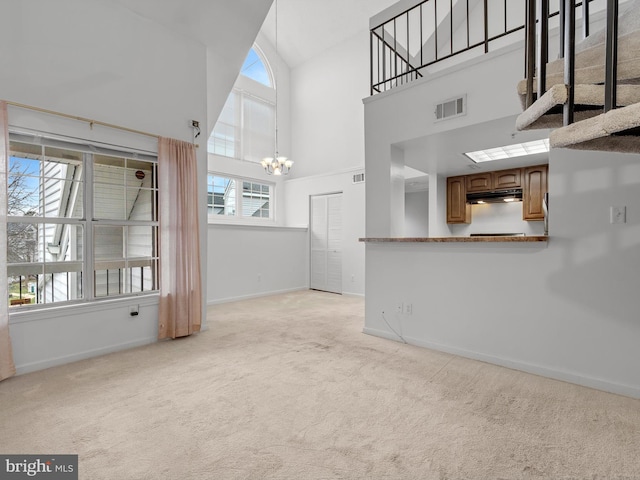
[359,236,548,243]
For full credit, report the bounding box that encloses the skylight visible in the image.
[464,139,550,163]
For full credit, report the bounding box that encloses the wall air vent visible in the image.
[434,95,466,121]
[352,172,365,184]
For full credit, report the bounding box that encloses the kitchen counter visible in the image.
[359,236,548,243]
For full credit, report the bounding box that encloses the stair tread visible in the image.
[545,30,640,76]
[517,30,640,99]
[516,84,640,131]
[517,58,640,98]
[550,102,640,152]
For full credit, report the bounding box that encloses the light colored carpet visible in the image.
[1,290,640,479]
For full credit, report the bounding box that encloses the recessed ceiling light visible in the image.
[464,139,549,163]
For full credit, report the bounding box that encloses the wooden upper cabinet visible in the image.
[447,164,546,224]
[466,168,522,192]
[493,168,521,189]
[447,176,471,224]
[523,164,548,221]
[466,173,492,192]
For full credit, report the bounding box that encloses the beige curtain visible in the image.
[158,137,202,339]
[0,101,16,381]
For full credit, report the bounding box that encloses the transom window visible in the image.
[207,174,272,221]
[7,132,158,308]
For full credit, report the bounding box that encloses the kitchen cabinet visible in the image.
[446,176,471,224]
[466,173,492,192]
[447,164,547,224]
[466,168,521,192]
[493,168,521,189]
[523,165,548,220]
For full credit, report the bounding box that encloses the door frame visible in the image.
[309,192,343,294]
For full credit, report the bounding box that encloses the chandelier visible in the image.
[261,155,292,176]
[261,0,292,176]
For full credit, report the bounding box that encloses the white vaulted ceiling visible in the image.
[260,0,401,68]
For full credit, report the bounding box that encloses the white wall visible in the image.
[207,224,308,304]
[364,43,527,237]
[363,30,640,397]
[285,170,366,296]
[10,296,159,374]
[405,190,429,237]
[290,32,369,178]
[205,7,368,305]
[364,148,640,398]
[449,202,546,236]
[2,0,265,373]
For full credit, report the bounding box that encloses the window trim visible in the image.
[207,172,275,225]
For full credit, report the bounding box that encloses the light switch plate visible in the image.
[610,206,626,224]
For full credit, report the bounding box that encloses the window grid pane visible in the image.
[94,156,157,221]
[208,175,236,216]
[8,142,85,218]
[241,181,271,218]
[8,222,84,306]
[94,225,158,298]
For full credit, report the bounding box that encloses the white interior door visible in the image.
[310,193,342,294]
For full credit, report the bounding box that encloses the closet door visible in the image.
[310,193,342,294]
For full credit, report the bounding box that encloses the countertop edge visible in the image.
[359,236,549,243]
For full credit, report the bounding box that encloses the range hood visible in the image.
[466,188,523,204]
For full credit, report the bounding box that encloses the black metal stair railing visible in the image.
[371,0,531,95]
[370,27,424,94]
[371,0,597,97]
[524,0,619,125]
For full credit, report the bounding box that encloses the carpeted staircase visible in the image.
[516,0,640,153]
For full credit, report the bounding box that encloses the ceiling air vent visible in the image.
[435,95,466,121]
[352,172,365,184]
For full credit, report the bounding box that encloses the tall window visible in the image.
[7,132,158,307]
[207,174,272,220]
[208,46,276,163]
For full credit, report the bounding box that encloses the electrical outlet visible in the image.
[257,273,262,282]
[610,206,626,224]
[404,303,412,315]
[396,302,403,314]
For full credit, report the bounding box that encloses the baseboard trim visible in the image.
[207,287,308,306]
[15,337,158,376]
[362,327,640,399]
[342,291,365,298]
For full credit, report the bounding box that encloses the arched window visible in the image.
[240,47,273,87]
[208,46,276,163]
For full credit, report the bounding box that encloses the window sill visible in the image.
[208,222,307,232]
[207,216,276,226]
[9,293,160,324]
